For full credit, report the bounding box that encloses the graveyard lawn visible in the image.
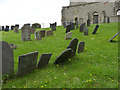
[1,22,118,88]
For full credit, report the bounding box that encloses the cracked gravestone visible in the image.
[17,51,38,76]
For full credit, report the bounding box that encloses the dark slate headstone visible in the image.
[46,30,53,36]
[87,19,90,26]
[17,51,38,76]
[2,26,4,31]
[109,32,119,42]
[63,22,66,28]
[77,41,85,53]
[67,38,78,56]
[37,53,52,69]
[92,25,99,34]
[79,23,85,32]
[50,23,56,31]
[54,48,73,64]
[5,26,9,31]
[84,27,88,35]
[70,23,75,30]
[1,41,14,75]
[39,30,46,37]
[66,25,71,33]
[11,25,15,30]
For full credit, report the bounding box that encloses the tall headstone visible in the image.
[54,48,73,64]
[92,25,99,34]
[21,24,31,41]
[87,19,90,26]
[84,27,88,35]
[35,31,42,40]
[17,51,38,76]
[37,53,52,69]
[67,38,78,56]
[1,41,14,75]
[77,41,85,53]
[46,30,53,36]
[80,23,85,32]
[39,30,46,37]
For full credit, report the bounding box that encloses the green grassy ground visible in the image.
[1,22,118,88]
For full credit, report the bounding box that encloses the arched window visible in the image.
[117,9,120,16]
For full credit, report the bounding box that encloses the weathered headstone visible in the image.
[21,24,31,41]
[50,23,56,31]
[29,28,35,34]
[46,30,53,36]
[87,19,90,26]
[109,32,119,42]
[39,30,46,37]
[66,25,71,33]
[37,53,52,69]
[1,41,14,75]
[77,41,85,53]
[17,51,38,76]
[35,31,42,40]
[92,25,99,34]
[65,32,72,40]
[80,23,85,32]
[62,22,66,28]
[54,48,73,64]
[84,27,88,35]
[5,26,9,31]
[32,23,41,28]
[67,38,78,56]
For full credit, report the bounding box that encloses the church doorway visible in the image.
[93,12,99,24]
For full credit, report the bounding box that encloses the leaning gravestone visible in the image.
[39,30,46,37]
[17,51,38,76]
[65,32,72,40]
[50,23,56,31]
[54,48,73,64]
[46,30,53,36]
[35,31,42,40]
[87,19,90,26]
[80,23,85,32]
[109,32,119,42]
[1,41,14,75]
[67,38,78,56]
[77,41,85,53]
[84,27,88,35]
[66,25,71,33]
[92,25,99,34]
[37,53,52,69]
[21,24,31,41]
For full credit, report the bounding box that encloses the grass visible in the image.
[1,22,118,88]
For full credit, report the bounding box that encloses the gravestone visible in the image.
[63,22,66,28]
[11,25,14,30]
[2,26,4,31]
[77,41,85,53]
[70,23,75,30]
[87,19,90,26]
[66,25,71,33]
[67,38,78,56]
[84,27,88,35]
[79,23,85,32]
[39,30,46,37]
[65,32,72,40]
[37,53,52,69]
[35,31,42,40]
[14,26,19,33]
[1,41,14,75]
[76,21,79,28]
[29,28,35,34]
[15,24,19,29]
[21,24,31,41]
[5,26,9,31]
[17,51,38,76]
[32,23,41,28]
[55,22,57,26]
[46,30,53,36]
[50,23,56,31]
[92,25,99,34]
[109,32,119,42]
[54,48,73,64]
